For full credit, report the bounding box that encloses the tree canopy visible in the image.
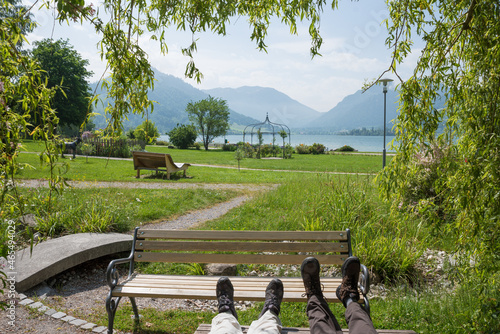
[378,0,499,274]
[187,96,230,150]
[30,38,93,132]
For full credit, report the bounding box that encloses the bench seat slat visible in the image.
[112,274,342,302]
[195,324,417,334]
[135,253,347,265]
[136,240,349,253]
[137,230,348,241]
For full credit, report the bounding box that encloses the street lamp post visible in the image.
[379,78,393,168]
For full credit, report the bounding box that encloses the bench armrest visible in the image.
[360,263,370,295]
[106,227,139,289]
[106,255,135,288]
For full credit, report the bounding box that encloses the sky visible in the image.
[25,0,419,113]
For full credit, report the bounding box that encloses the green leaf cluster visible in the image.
[380,0,500,275]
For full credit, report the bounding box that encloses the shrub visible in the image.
[81,131,93,140]
[260,144,281,157]
[336,145,355,152]
[134,120,160,144]
[222,144,237,151]
[167,124,197,149]
[283,144,294,159]
[193,142,201,150]
[309,143,325,154]
[156,140,169,146]
[130,144,144,152]
[125,128,135,139]
[295,144,310,154]
[398,142,454,226]
[237,142,254,158]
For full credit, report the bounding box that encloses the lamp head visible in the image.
[379,78,394,93]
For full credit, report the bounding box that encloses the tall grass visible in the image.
[201,174,429,281]
[3,187,237,239]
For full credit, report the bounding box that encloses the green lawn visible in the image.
[15,152,311,183]
[16,139,387,185]
[147,145,387,173]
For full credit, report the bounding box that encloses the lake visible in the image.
[158,134,397,152]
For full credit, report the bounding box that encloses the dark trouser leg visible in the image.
[307,295,343,334]
[345,303,377,334]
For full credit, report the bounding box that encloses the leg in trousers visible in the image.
[247,310,282,334]
[345,303,377,334]
[307,294,343,334]
[209,311,243,334]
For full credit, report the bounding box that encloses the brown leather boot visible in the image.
[336,256,360,307]
[301,257,323,299]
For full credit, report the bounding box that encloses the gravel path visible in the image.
[16,179,277,191]
[141,194,253,230]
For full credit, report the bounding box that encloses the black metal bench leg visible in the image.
[130,297,140,321]
[106,294,121,334]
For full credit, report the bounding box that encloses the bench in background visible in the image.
[132,151,190,179]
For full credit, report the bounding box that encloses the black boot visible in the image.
[216,276,238,319]
[259,278,284,318]
[301,257,323,299]
[335,256,360,307]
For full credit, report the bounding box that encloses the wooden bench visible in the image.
[132,151,191,179]
[105,228,412,334]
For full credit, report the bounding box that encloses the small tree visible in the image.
[279,130,288,159]
[256,129,264,159]
[80,142,95,163]
[186,96,229,151]
[167,124,198,149]
[133,120,159,144]
[235,147,245,171]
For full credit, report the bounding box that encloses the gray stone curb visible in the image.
[15,289,119,332]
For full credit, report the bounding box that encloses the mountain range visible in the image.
[91,68,415,133]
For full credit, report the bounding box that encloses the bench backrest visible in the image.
[131,228,352,267]
[132,151,169,169]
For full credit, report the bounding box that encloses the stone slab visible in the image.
[27,301,44,309]
[62,315,77,322]
[19,298,34,305]
[70,318,88,326]
[51,311,67,319]
[92,326,108,333]
[44,308,57,316]
[15,233,132,291]
[81,322,97,330]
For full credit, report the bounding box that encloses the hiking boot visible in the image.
[259,278,284,318]
[301,257,323,299]
[336,256,360,307]
[216,276,238,319]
